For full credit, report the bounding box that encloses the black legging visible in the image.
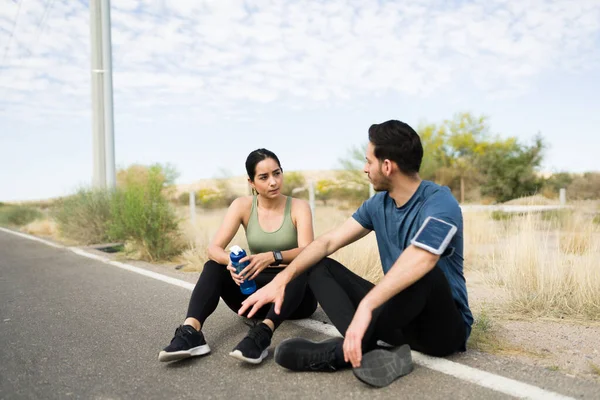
[187,260,317,330]
[308,258,466,357]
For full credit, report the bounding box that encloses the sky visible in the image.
[1,0,599,202]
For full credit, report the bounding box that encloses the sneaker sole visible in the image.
[352,344,413,388]
[158,344,211,362]
[228,349,268,364]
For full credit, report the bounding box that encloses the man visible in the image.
[238,120,473,388]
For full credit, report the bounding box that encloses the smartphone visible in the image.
[410,216,457,255]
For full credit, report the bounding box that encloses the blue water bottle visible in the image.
[229,246,257,295]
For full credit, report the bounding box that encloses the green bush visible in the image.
[177,192,190,206]
[109,165,183,261]
[490,210,514,221]
[53,189,113,244]
[0,206,42,227]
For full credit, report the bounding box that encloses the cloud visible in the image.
[0,0,599,124]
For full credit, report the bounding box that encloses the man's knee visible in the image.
[307,257,333,283]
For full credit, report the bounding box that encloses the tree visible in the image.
[336,143,370,206]
[477,136,545,202]
[282,171,306,197]
[315,179,336,206]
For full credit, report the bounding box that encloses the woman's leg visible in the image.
[185,260,247,330]
[263,270,317,330]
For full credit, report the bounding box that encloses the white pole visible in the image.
[308,180,315,224]
[90,0,116,189]
[90,0,105,189]
[189,191,196,226]
[101,0,116,189]
[369,183,375,198]
[559,188,566,205]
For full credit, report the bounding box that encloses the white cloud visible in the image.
[1,0,599,124]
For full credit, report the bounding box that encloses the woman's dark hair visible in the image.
[368,120,423,175]
[245,148,282,180]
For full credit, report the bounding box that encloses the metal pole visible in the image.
[90,0,106,188]
[189,191,196,226]
[308,180,315,224]
[101,0,116,189]
[90,0,116,189]
[559,188,566,205]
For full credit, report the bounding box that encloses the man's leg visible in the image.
[275,258,374,371]
[307,258,378,346]
[373,266,466,357]
[352,266,466,387]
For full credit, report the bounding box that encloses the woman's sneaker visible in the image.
[158,325,211,362]
[229,322,272,364]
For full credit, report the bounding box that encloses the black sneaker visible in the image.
[352,344,413,388]
[274,337,348,372]
[158,325,211,362]
[229,322,272,364]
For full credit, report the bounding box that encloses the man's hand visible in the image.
[238,278,286,318]
[343,302,373,368]
[239,253,275,281]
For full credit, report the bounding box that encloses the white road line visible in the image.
[1,227,576,400]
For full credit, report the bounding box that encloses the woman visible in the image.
[159,148,317,364]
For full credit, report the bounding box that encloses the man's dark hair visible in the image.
[245,148,282,181]
[368,120,423,175]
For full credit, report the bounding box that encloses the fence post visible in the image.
[308,180,315,224]
[559,188,566,205]
[369,183,375,198]
[189,191,196,226]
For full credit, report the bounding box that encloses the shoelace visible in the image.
[170,326,194,345]
[245,324,272,349]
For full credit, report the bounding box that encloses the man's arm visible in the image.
[343,245,440,367]
[238,217,371,318]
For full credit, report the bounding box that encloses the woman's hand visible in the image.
[239,252,275,281]
[226,262,244,286]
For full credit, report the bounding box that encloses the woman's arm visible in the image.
[206,197,247,265]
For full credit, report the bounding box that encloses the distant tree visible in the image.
[567,172,600,200]
[543,172,574,197]
[282,171,306,197]
[477,135,545,203]
[315,179,336,206]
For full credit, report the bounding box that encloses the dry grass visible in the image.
[465,210,600,320]
[22,218,58,238]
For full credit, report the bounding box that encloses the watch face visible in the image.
[274,251,283,262]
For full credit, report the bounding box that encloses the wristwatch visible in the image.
[272,250,283,266]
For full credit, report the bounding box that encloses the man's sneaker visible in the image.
[352,344,413,388]
[274,337,349,372]
[158,325,211,362]
[229,322,272,364]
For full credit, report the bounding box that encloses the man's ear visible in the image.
[382,159,393,176]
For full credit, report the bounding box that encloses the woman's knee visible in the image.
[199,260,227,279]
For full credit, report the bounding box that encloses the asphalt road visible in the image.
[1,230,599,399]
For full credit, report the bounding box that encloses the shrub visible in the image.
[53,189,113,244]
[109,165,183,261]
[0,206,43,227]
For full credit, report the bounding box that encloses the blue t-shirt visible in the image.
[352,180,473,344]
